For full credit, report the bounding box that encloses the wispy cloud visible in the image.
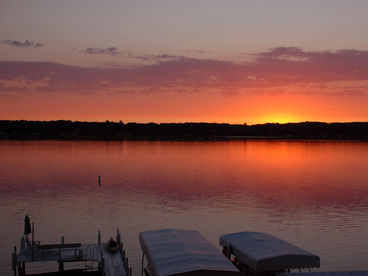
[1,47,368,96]
[1,39,43,48]
[134,53,180,62]
[79,47,122,56]
[78,46,178,62]
[185,49,206,54]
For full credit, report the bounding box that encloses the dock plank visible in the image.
[102,246,127,276]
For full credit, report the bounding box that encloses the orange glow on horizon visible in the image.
[1,85,368,124]
[255,113,302,124]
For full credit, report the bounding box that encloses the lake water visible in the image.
[0,140,368,275]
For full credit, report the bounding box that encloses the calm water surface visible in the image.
[0,140,368,275]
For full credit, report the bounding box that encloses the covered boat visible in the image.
[220,231,320,275]
[139,229,240,276]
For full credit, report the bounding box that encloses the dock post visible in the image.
[98,230,101,245]
[20,237,25,249]
[57,236,64,272]
[31,223,34,261]
[19,262,25,276]
[12,246,17,276]
[17,261,21,276]
[100,251,105,276]
[58,260,64,272]
[116,229,121,244]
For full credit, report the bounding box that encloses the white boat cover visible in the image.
[219,231,320,272]
[277,272,368,276]
[139,229,239,276]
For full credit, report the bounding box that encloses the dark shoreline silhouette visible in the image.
[1,120,368,140]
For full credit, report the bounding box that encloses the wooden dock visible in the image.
[13,229,131,276]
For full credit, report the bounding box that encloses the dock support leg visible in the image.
[31,223,34,261]
[17,262,20,276]
[58,260,64,272]
[125,258,129,273]
[12,246,17,276]
[19,262,25,276]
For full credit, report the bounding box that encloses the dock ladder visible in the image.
[84,245,99,272]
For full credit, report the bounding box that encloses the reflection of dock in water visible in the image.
[12,227,131,276]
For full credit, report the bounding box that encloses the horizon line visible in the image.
[2,119,368,126]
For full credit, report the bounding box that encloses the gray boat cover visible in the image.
[139,229,239,276]
[220,231,320,272]
[277,272,368,276]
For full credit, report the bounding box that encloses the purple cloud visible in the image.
[250,47,368,84]
[1,39,43,48]
[1,47,368,95]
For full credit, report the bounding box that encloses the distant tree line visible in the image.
[0,120,368,140]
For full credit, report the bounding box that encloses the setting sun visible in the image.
[259,114,301,124]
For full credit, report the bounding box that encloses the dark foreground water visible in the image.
[0,140,368,275]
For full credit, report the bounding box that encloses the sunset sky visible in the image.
[1,0,368,124]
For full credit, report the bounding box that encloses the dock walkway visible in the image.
[101,246,127,276]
